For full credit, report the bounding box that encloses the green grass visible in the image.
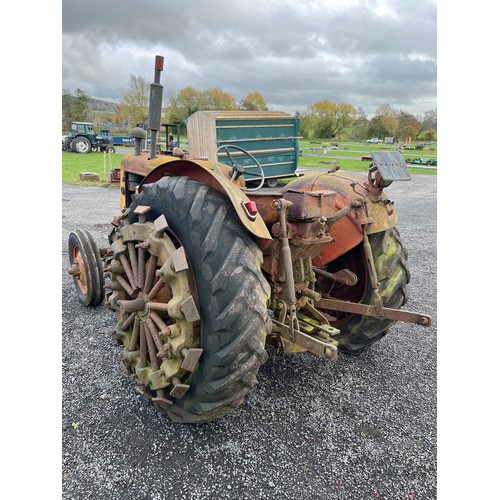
[62,139,437,186]
[62,151,125,186]
[298,140,437,175]
[298,154,437,176]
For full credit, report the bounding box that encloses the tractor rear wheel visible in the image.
[108,176,272,423]
[317,227,410,351]
[68,229,105,306]
[71,137,92,154]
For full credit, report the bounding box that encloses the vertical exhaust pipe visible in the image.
[148,55,164,160]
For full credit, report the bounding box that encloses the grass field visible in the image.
[62,140,437,186]
[62,151,125,187]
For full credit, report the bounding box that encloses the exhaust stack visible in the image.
[148,55,164,159]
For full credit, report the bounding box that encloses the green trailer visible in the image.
[186,111,300,187]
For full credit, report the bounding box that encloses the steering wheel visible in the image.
[214,145,265,191]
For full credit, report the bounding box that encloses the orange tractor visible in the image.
[67,56,431,423]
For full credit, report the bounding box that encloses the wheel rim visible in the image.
[75,139,90,153]
[70,245,88,294]
[109,211,201,407]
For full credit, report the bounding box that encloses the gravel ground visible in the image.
[61,171,437,500]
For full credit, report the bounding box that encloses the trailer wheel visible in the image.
[67,229,105,306]
[265,178,279,188]
[71,137,92,154]
[106,146,116,154]
[317,227,410,351]
[109,176,272,423]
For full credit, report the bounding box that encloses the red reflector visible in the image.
[243,201,258,216]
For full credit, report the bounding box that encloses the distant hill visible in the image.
[88,98,118,113]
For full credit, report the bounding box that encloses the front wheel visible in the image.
[108,176,272,423]
[67,229,105,306]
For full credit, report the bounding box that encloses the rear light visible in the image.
[241,201,258,220]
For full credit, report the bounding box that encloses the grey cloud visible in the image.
[62,0,437,116]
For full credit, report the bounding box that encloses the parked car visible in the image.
[366,138,383,143]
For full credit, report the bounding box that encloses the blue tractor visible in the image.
[62,122,116,154]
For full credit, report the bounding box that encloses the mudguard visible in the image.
[119,153,273,250]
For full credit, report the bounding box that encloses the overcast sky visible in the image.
[62,0,436,118]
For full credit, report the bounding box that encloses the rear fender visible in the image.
[284,171,398,265]
[121,154,272,250]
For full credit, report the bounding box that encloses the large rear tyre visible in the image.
[67,229,105,306]
[71,137,92,154]
[317,227,410,351]
[108,176,272,423]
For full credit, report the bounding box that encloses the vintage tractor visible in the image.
[67,56,432,423]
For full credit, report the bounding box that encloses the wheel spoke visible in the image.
[139,322,147,368]
[150,311,171,336]
[144,321,160,371]
[147,275,165,300]
[115,275,138,298]
[119,311,137,331]
[119,254,137,290]
[145,318,168,359]
[143,255,158,294]
[127,242,139,284]
[129,316,140,351]
[137,246,146,289]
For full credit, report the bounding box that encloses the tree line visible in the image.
[62,75,437,142]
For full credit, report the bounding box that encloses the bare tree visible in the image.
[120,75,150,126]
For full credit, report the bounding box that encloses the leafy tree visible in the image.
[62,89,73,130]
[419,108,437,140]
[375,104,399,134]
[396,110,421,143]
[164,86,237,124]
[366,115,392,139]
[239,91,268,111]
[173,86,201,117]
[301,100,357,138]
[352,107,369,140]
[201,87,237,110]
[120,75,150,127]
[72,89,91,122]
[61,88,91,130]
[421,130,437,141]
[366,104,399,139]
[297,109,314,139]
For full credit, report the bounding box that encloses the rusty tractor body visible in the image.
[67,56,431,423]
